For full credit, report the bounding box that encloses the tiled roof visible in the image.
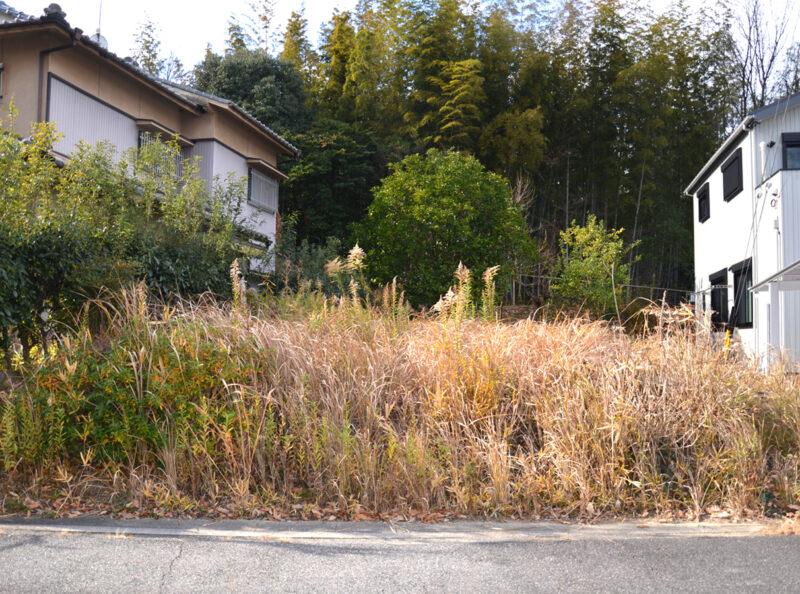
[0,1,33,22]
[0,3,299,157]
[159,81,301,157]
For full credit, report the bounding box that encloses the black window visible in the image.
[783,133,800,170]
[697,183,710,223]
[722,147,743,202]
[709,269,728,330]
[730,258,753,329]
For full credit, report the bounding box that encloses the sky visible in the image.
[12,0,358,68]
[11,0,800,73]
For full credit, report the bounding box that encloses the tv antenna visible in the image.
[90,0,108,49]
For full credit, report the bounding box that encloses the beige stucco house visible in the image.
[0,2,299,248]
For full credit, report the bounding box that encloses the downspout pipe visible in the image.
[37,26,82,122]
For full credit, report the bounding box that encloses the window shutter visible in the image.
[697,183,710,222]
[722,148,742,202]
[248,168,279,213]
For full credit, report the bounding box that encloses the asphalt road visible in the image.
[0,519,798,592]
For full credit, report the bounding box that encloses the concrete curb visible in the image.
[0,518,772,543]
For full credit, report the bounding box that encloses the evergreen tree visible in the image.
[434,59,485,151]
[194,49,312,134]
[403,0,476,146]
[341,6,399,134]
[193,46,223,90]
[480,108,546,179]
[281,9,313,69]
[316,11,356,120]
[226,16,254,54]
[281,119,385,245]
[479,9,518,123]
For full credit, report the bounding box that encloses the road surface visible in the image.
[0,518,798,592]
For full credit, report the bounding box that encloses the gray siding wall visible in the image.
[48,77,137,158]
[188,141,216,190]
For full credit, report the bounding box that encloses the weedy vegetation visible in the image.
[1,252,799,521]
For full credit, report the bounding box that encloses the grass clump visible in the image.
[0,288,798,520]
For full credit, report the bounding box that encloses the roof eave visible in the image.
[223,101,301,158]
[684,116,754,197]
[0,16,204,115]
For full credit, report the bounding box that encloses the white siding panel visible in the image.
[212,142,248,180]
[781,170,800,363]
[753,108,800,181]
[48,77,137,158]
[783,171,800,264]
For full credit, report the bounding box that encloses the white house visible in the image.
[686,91,800,367]
[0,3,300,254]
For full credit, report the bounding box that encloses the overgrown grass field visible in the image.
[1,280,799,521]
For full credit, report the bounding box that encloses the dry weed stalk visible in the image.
[1,288,799,520]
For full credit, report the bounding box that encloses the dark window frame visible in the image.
[729,258,753,329]
[697,182,710,223]
[722,147,743,202]
[783,132,800,170]
[709,268,729,330]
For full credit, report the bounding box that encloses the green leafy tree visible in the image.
[479,8,519,123]
[226,17,254,54]
[355,149,535,306]
[480,107,546,178]
[281,119,385,245]
[402,0,477,146]
[251,0,276,50]
[341,6,400,133]
[552,215,633,317]
[193,49,311,134]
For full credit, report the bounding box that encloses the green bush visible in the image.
[0,107,258,366]
[355,149,535,306]
[269,213,342,294]
[551,215,634,317]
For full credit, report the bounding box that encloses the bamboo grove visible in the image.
[135,0,799,296]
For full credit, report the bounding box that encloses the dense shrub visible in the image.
[0,109,258,366]
[552,215,634,317]
[355,149,536,306]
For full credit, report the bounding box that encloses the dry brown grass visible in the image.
[1,291,799,520]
